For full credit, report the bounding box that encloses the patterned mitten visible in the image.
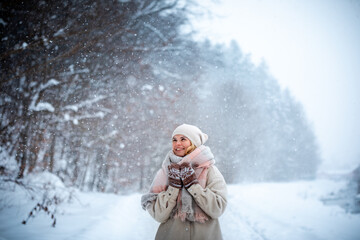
[180,162,199,188]
[168,163,182,189]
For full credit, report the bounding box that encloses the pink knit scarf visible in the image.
[150,145,215,223]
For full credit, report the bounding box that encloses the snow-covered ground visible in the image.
[1,176,359,240]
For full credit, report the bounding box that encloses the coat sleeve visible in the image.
[187,165,227,219]
[146,186,180,223]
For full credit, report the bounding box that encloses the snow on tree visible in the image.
[1,0,320,193]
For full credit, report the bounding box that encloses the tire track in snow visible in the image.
[221,197,269,240]
[61,193,121,240]
[227,193,325,240]
[66,193,157,240]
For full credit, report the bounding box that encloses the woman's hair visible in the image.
[185,142,196,155]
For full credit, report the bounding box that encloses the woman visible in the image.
[141,124,227,240]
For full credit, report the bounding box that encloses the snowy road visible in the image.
[222,188,322,240]
[1,179,360,240]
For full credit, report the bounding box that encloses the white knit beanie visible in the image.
[172,124,208,147]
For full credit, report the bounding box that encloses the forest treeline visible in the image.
[0,0,321,193]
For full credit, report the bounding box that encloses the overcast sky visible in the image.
[192,0,360,171]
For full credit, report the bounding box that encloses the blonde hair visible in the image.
[185,142,196,155]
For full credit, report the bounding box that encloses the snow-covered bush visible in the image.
[0,171,76,227]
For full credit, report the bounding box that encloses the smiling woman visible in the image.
[172,135,193,157]
[141,124,228,240]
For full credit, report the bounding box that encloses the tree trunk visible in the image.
[139,160,144,191]
[17,123,30,179]
[49,132,56,173]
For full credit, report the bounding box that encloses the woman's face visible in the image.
[172,134,192,157]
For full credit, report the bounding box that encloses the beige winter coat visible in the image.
[145,165,227,240]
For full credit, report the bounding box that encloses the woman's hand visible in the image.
[180,162,199,188]
[167,163,182,189]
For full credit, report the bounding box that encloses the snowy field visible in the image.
[1,176,359,240]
